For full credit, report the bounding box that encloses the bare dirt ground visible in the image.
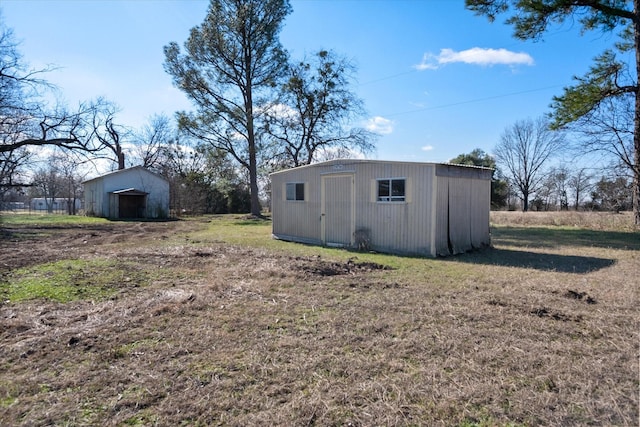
[0,216,638,426]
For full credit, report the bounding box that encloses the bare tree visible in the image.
[90,99,129,170]
[494,117,565,211]
[132,114,174,169]
[263,50,376,168]
[31,163,64,213]
[551,166,570,210]
[568,167,593,210]
[52,153,85,214]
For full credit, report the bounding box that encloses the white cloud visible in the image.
[365,116,394,135]
[421,145,434,151]
[257,102,298,120]
[414,47,534,70]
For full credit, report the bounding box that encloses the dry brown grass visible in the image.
[0,214,638,426]
[491,210,636,231]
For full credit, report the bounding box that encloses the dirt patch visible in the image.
[0,221,198,271]
[530,306,583,322]
[564,289,597,304]
[292,256,390,277]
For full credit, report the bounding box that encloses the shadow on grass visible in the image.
[450,247,616,274]
[492,226,639,251]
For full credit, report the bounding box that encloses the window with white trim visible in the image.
[286,182,305,201]
[377,178,405,202]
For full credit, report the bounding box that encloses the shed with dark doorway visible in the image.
[109,188,148,219]
[270,159,492,257]
[83,166,169,219]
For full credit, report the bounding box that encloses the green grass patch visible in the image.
[0,395,17,408]
[0,213,109,227]
[1,259,147,303]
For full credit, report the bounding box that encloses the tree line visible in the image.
[1,0,638,225]
[463,0,638,223]
[450,146,634,213]
[0,0,374,217]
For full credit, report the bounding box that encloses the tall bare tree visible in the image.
[568,167,594,210]
[164,0,291,217]
[263,50,376,168]
[494,117,565,211]
[465,0,639,224]
[133,114,174,169]
[90,99,128,170]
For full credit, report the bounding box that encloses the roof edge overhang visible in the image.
[82,166,169,184]
[269,158,494,177]
[109,188,149,196]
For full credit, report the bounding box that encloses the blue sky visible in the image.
[2,0,617,164]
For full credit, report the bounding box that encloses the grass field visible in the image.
[0,211,638,426]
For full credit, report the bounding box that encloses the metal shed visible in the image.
[83,166,170,219]
[270,159,492,257]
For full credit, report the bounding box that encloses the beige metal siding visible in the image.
[448,178,472,254]
[470,178,491,248]
[271,159,490,256]
[271,170,322,245]
[434,165,492,255]
[351,162,434,255]
[434,177,451,256]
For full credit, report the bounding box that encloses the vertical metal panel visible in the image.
[470,178,491,248]
[429,166,438,257]
[84,182,95,216]
[435,177,451,256]
[448,178,472,254]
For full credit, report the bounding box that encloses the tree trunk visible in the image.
[634,0,640,226]
[248,136,261,217]
[118,151,125,170]
[244,65,262,217]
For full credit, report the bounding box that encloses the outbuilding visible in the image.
[83,166,170,219]
[270,159,492,257]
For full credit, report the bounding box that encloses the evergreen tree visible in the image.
[164,0,291,217]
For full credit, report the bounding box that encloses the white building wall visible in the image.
[83,167,170,218]
[83,179,104,217]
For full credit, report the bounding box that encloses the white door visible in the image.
[322,174,354,247]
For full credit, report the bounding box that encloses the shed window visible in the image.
[286,182,305,201]
[377,178,405,202]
